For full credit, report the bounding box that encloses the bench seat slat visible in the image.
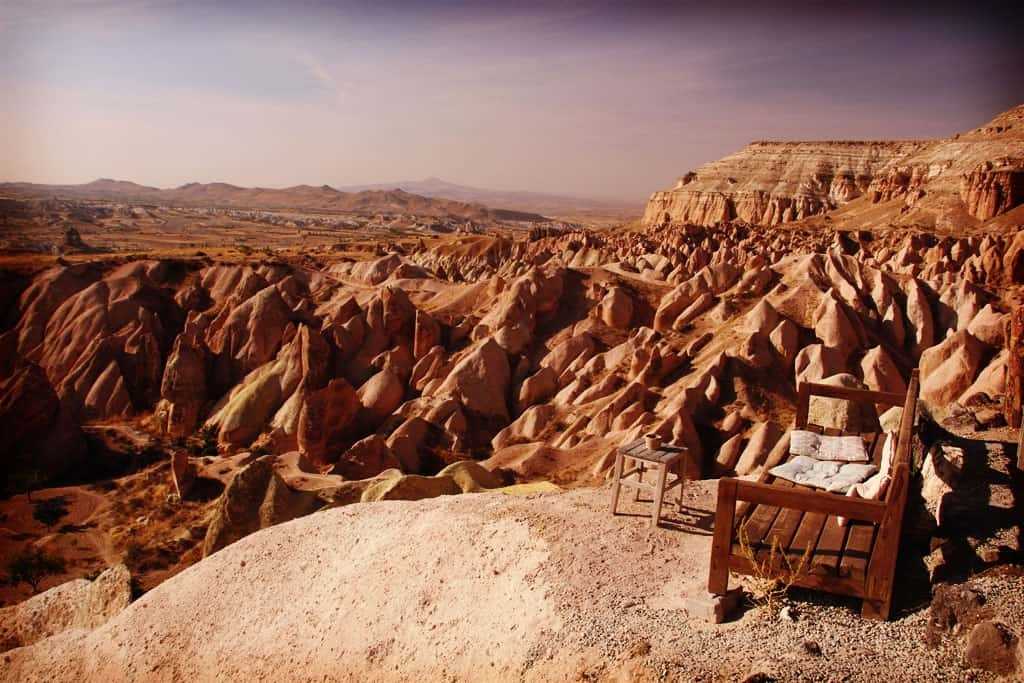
[840,521,877,581]
[809,513,849,576]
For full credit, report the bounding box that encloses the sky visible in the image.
[1,0,1022,202]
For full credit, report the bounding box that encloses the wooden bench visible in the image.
[708,370,920,620]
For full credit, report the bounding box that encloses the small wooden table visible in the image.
[610,440,689,528]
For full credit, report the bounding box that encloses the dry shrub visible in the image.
[736,518,811,616]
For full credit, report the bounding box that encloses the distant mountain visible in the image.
[336,177,640,218]
[0,180,547,222]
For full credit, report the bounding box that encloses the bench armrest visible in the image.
[729,479,887,524]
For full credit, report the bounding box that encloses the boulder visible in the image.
[436,460,504,492]
[794,344,846,385]
[653,279,701,332]
[540,333,596,376]
[920,444,964,529]
[812,294,859,361]
[919,330,988,407]
[736,332,775,369]
[960,350,1007,406]
[925,582,986,646]
[964,621,1020,675]
[672,293,715,329]
[492,404,555,449]
[860,346,907,395]
[357,370,405,422]
[205,325,330,447]
[713,433,745,476]
[966,304,1005,347]
[517,367,558,413]
[734,422,784,476]
[769,319,800,365]
[744,300,780,334]
[333,436,401,480]
[431,338,510,421]
[600,287,634,329]
[385,417,434,473]
[905,279,935,358]
[410,345,446,392]
[371,345,414,384]
[206,285,292,386]
[359,474,461,502]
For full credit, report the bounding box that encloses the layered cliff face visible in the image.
[642,140,925,227]
[959,159,1024,220]
[644,104,1024,228]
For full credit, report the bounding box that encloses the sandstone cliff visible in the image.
[644,105,1024,229]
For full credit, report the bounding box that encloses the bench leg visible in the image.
[609,451,624,515]
[861,591,892,621]
[708,478,737,594]
[651,464,668,528]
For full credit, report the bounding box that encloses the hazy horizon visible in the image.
[2,0,1022,202]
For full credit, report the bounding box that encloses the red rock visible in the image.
[297,378,358,466]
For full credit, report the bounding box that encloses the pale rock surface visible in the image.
[0,564,131,653]
[431,338,511,421]
[919,330,989,407]
[600,286,634,329]
[860,346,907,395]
[807,374,878,432]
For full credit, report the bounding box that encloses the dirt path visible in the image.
[0,486,111,604]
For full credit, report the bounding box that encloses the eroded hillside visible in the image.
[643,105,1024,230]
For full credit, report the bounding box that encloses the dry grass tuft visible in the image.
[736,518,811,616]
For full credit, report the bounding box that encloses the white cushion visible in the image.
[789,430,869,463]
[769,455,877,494]
[849,431,895,495]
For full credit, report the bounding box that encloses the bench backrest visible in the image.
[794,370,921,504]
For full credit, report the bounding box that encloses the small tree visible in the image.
[188,425,218,457]
[6,548,66,594]
[32,495,70,530]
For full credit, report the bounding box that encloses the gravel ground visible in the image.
[2,482,1021,682]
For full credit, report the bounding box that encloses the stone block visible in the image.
[683,588,743,624]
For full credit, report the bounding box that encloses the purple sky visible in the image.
[2,1,1021,201]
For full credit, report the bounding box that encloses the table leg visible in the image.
[651,463,668,528]
[634,460,644,502]
[677,457,685,512]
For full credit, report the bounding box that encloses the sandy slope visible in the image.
[5,484,1023,682]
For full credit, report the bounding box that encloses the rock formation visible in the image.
[644,105,1024,229]
[0,564,131,653]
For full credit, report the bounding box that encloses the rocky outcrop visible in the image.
[0,362,87,491]
[157,332,208,437]
[644,105,1024,228]
[643,140,925,227]
[960,160,1024,220]
[296,378,359,465]
[202,455,327,557]
[0,564,131,653]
